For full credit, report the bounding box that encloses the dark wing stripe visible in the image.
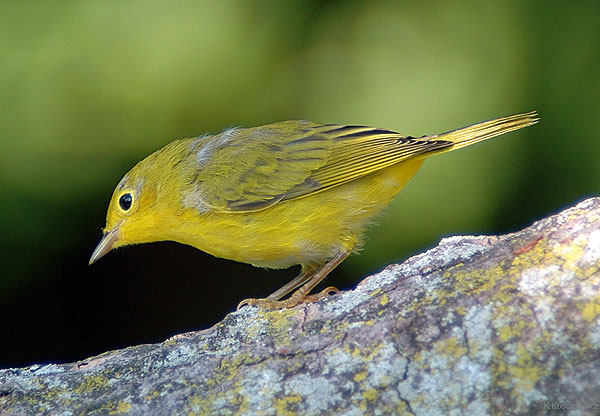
[285,134,331,145]
[322,139,451,171]
[275,156,324,163]
[310,141,452,185]
[227,194,285,211]
[334,128,398,140]
[282,140,453,201]
[323,125,370,134]
[324,137,403,155]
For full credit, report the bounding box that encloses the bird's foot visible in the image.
[237,286,339,310]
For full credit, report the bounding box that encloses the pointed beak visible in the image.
[89,226,120,265]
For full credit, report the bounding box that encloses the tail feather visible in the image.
[431,110,539,152]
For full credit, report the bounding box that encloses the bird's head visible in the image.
[88,150,174,265]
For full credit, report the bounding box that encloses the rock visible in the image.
[2,198,600,415]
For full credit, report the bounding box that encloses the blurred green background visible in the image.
[1,0,599,367]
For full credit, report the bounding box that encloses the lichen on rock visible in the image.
[2,198,600,415]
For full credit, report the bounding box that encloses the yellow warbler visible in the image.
[90,111,538,309]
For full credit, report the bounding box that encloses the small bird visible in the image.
[90,111,538,309]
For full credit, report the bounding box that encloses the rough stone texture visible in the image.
[2,198,600,416]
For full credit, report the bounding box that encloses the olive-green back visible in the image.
[186,120,452,212]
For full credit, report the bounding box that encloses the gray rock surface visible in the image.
[2,197,600,415]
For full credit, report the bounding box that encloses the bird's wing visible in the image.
[190,121,452,212]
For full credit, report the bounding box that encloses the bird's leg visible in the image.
[265,270,311,301]
[237,251,349,310]
[267,270,339,302]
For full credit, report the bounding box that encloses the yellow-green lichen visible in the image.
[358,388,378,411]
[273,394,301,416]
[510,344,542,392]
[144,390,160,401]
[380,294,389,306]
[74,375,109,395]
[451,262,508,297]
[187,395,212,416]
[350,342,384,362]
[435,336,467,361]
[109,401,132,414]
[354,371,367,382]
[263,308,298,343]
[497,317,534,343]
[334,322,350,339]
[370,288,383,297]
[581,295,600,322]
[218,353,255,382]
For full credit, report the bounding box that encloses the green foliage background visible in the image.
[1,1,599,364]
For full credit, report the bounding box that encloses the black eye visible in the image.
[119,193,133,211]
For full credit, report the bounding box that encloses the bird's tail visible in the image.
[431,110,539,151]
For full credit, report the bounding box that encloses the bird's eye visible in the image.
[119,193,133,211]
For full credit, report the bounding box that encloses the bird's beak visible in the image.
[89,226,120,265]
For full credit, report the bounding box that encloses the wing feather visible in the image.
[189,121,452,212]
